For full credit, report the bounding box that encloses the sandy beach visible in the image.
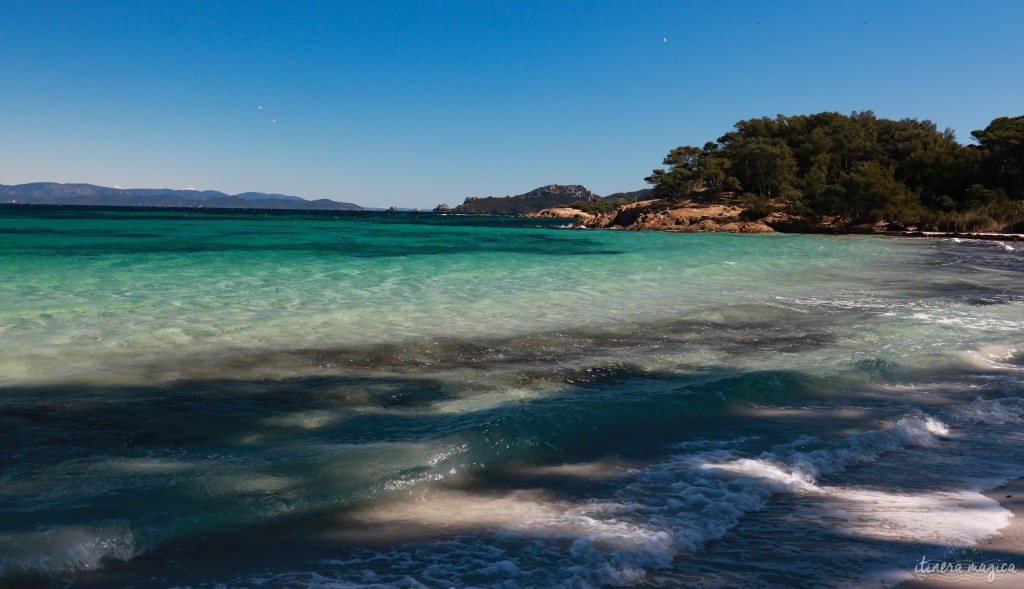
[897,479,1024,588]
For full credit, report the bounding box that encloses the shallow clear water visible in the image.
[1,205,1023,588]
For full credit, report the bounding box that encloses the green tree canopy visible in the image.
[647,111,1019,227]
[644,144,735,198]
[972,116,1024,199]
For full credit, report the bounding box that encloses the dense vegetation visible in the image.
[645,112,1024,232]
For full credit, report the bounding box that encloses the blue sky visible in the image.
[2,1,1022,209]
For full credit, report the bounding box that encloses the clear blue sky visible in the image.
[2,1,1022,209]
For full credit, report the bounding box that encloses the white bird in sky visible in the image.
[258,105,264,110]
[663,37,667,43]
[272,119,277,124]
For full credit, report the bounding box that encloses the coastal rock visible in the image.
[575,198,775,233]
[528,207,595,220]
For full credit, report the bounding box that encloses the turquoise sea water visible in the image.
[1,205,1023,588]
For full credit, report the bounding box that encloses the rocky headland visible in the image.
[530,196,785,233]
[567,198,776,233]
[530,196,1024,241]
[529,207,596,220]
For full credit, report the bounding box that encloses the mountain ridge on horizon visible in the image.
[2,181,654,214]
[0,181,366,210]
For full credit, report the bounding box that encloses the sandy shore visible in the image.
[897,479,1024,588]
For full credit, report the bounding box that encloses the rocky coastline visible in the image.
[529,197,1024,241]
[531,198,794,233]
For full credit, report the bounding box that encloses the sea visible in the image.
[1,204,1023,588]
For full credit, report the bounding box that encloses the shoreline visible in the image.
[896,478,1024,588]
[883,230,1024,242]
[532,201,1024,241]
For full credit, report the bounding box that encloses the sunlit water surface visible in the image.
[1,205,1023,588]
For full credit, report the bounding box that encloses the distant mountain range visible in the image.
[438,184,654,215]
[1,181,655,215]
[0,182,365,210]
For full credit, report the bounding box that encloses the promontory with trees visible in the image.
[538,112,1024,235]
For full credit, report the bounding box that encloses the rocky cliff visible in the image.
[568,198,776,233]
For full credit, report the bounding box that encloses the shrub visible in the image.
[739,194,773,221]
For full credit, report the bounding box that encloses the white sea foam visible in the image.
[703,413,947,491]
[103,457,194,474]
[965,346,1024,371]
[700,458,818,492]
[262,409,344,430]
[909,311,1021,331]
[770,293,1022,334]
[952,396,1024,425]
[0,524,138,577]
[241,414,963,589]
[772,294,898,312]
[204,473,295,496]
[811,487,1009,544]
